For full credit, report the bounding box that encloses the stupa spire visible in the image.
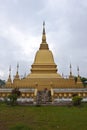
[77,66,80,77]
[14,63,20,79]
[9,65,11,77]
[6,65,12,87]
[42,21,46,43]
[70,63,72,76]
[39,21,49,50]
[7,65,12,83]
[69,63,73,79]
[17,63,19,74]
[43,21,45,34]
[77,66,82,84]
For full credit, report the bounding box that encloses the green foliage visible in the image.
[81,77,87,87]
[0,79,5,87]
[72,96,82,106]
[74,76,87,87]
[7,88,21,106]
[8,94,18,106]
[11,88,21,97]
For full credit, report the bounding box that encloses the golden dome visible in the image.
[34,50,55,64]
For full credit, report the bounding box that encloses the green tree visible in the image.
[72,95,82,106]
[8,94,18,106]
[81,77,87,87]
[0,79,5,87]
[7,88,21,106]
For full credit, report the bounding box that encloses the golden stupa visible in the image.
[0,22,87,101]
[6,22,83,90]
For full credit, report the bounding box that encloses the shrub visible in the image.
[12,88,21,97]
[7,88,21,106]
[8,94,18,106]
[72,96,82,106]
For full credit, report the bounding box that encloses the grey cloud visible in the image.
[0,0,87,79]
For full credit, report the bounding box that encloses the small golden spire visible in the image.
[70,63,72,76]
[77,66,80,77]
[9,65,11,77]
[14,63,20,79]
[7,65,12,82]
[39,21,49,49]
[43,21,45,34]
[17,63,19,74]
[42,21,46,43]
[6,65,12,87]
[77,66,81,83]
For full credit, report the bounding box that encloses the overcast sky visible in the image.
[0,0,87,80]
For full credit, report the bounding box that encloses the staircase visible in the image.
[36,89,51,104]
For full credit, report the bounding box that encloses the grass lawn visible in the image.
[0,103,87,130]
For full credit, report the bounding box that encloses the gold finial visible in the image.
[42,21,46,43]
[14,63,20,79]
[16,63,19,76]
[77,66,80,77]
[43,21,45,34]
[9,65,11,73]
[70,63,72,76]
[70,63,71,71]
[43,21,45,26]
[17,63,19,73]
[7,65,12,83]
[9,65,11,77]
